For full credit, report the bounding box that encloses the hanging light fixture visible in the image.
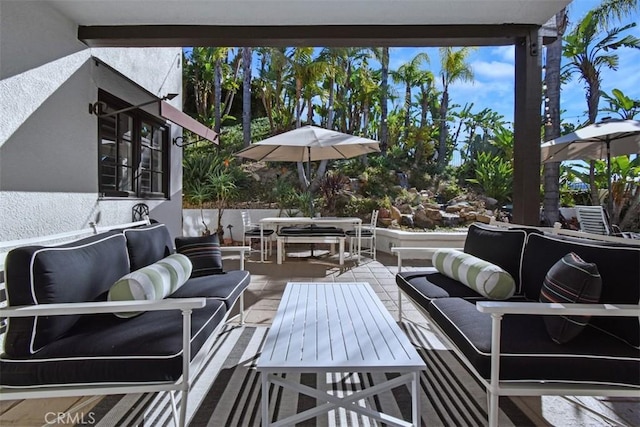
[89,93,178,117]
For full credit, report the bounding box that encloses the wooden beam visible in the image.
[512,30,542,226]
[78,24,540,47]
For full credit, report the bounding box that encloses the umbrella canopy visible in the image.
[234,125,380,163]
[540,119,640,215]
[540,119,640,163]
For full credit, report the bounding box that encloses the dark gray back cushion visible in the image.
[4,231,129,356]
[123,224,174,271]
[463,223,533,293]
[523,233,640,347]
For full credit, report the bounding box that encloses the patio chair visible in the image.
[242,211,274,258]
[575,205,629,237]
[346,210,378,260]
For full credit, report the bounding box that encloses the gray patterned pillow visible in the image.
[539,252,602,344]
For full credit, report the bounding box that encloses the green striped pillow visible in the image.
[108,253,193,318]
[432,248,516,300]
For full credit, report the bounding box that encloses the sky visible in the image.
[387,0,640,131]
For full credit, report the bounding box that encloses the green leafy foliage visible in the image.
[466,152,513,204]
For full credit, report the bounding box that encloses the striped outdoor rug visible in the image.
[88,323,532,426]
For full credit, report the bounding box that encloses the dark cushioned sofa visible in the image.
[0,223,251,427]
[395,223,640,427]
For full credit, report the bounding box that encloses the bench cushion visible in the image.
[0,299,226,387]
[428,298,640,387]
[124,224,174,270]
[278,226,344,236]
[168,270,251,310]
[4,232,129,357]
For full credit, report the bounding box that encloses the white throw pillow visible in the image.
[432,248,516,300]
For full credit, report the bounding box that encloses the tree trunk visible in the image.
[587,77,601,205]
[214,58,222,135]
[242,47,252,148]
[542,14,564,225]
[437,86,449,169]
[380,47,389,154]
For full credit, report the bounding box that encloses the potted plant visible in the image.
[208,169,239,242]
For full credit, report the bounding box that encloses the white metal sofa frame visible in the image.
[0,219,251,427]
[392,221,640,427]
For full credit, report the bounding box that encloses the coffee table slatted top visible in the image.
[258,282,425,373]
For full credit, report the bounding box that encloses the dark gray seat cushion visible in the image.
[396,269,484,307]
[278,226,344,236]
[169,270,251,310]
[244,228,274,237]
[428,298,640,387]
[0,299,226,387]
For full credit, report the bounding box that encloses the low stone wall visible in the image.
[183,209,468,258]
[376,227,467,257]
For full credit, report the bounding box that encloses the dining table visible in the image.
[258,216,362,262]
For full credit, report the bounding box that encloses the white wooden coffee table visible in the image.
[257,282,425,427]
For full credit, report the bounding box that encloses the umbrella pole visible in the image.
[606,140,613,218]
[307,147,313,217]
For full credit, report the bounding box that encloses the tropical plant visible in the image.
[600,88,640,119]
[208,169,239,239]
[318,171,349,215]
[436,47,476,169]
[466,152,514,204]
[390,52,430,141]
[563,5,640,204]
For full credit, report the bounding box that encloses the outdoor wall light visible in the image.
[89,93,178,117]
[172,134,219,147]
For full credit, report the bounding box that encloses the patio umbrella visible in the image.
[540,118,640,214]
[235,125,380,214]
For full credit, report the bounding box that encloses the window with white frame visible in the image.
[98,90,169,198]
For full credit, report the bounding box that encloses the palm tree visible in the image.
[563,6,640,203]
[212,48,229,135]
[543,9,568,225]
[380,47,390,154]
[436,47,475,169]
[391,52,430,141]
[242,47,252,148]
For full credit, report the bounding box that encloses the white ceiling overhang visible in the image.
[43,0,572,47]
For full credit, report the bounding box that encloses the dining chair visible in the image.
[241,211,274,258]
[346,210,379,260]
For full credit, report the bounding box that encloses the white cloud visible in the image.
[472,60,514,79]
[491,46,515,63]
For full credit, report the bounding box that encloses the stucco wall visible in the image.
[0,1,183,240]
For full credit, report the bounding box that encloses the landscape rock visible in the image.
[390,206,402,222]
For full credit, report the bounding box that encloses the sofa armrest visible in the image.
[219,246,251,270]
[0,298,207,318]
[476,301,639,317]
[391,247,463,272]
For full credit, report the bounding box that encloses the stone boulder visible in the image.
[414,209,436,229]
[390,206,402,223]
